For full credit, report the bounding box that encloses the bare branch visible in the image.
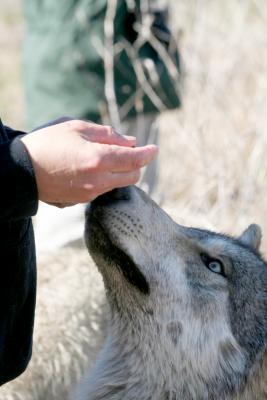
[104,0,121,129]
[123,39,167,111]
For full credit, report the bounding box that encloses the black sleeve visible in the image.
[0,120,38,386]
[0,121,38,220]
[2,125,26,140]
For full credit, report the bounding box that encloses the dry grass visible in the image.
[157,0,267,252]
[0,0,25,128]
[1,0,267,248]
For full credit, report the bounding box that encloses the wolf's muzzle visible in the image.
[92,186,131,207]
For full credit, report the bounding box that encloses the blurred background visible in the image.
[1,0,25,127]
[2,0,267,248]
[2,0,267,398]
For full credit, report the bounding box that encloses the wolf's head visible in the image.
[85,186,267,399]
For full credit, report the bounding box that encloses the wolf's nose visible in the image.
[93,186,131,206]
[109,187,131,200]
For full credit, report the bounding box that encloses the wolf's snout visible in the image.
[93,186,131,207]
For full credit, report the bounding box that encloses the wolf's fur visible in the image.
[72,186,267,400]
[2,187,267,400]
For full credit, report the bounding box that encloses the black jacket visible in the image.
[0,119,38,385]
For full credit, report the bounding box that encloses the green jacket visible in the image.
[24,0,181,129]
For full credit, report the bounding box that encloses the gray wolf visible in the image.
[73,186,267,400]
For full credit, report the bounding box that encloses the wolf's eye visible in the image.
[200,253,226,277]
[208,261,223,274]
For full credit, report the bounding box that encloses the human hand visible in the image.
[21,119,158,207]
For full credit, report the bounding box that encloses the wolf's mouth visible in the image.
[85,194,150,295]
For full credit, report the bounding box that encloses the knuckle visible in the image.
[104,125,114,137]
[109,144,119,154]
[130,155,142,170]
[91,154,103,169]
[66,119,78,129]
[67,119,87,132]
[88,145,106,169]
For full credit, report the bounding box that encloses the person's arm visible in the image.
[0,118,157,219]
[0,120,38,220]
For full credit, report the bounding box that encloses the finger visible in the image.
[95,126,137,147]
[77,122,137,147]
[89,170,140,201]
[98,144,158,173]
[46,201,76,208]
[108,169,141,188]
[82,170,141,203]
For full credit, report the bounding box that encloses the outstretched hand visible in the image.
[21,119,158,207]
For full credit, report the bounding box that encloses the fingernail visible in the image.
[112,129,136,141]
[146,144,158,153]
[140,146,158,166]
[123,135,136,141]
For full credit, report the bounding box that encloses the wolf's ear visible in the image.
[239,224,262,251]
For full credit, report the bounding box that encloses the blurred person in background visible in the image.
[23,0,182,252]
[0,117,157,385]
